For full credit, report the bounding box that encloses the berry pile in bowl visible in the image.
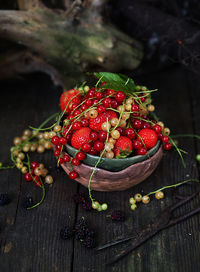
[52,72,171,192]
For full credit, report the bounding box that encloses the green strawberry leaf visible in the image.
[93,72,136,95]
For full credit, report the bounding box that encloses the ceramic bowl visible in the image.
[65,141,161,172]
[61,143,163,191]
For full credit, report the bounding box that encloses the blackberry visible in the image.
[111,210,125,222]
[82,200,92,211]
[21,196,34,209]
[60,226,74,240]
[82,236,96,248]
[73,193,85,204]
[0,193,10,206]
[75,218,89,240]
[75,228,87,240]
[75,218,87,231]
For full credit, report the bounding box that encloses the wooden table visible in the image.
[0,66,200,272]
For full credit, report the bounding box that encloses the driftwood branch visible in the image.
[0,5,143,87]
[17,0,39,10]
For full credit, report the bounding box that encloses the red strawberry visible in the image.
[137,128,158,149]
[114,136,133,158]
[71,127,91,149]
[89,110,117,131]
[60,89,81,113]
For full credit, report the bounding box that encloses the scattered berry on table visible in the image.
[155,191,164,199]
[142,195,150,204]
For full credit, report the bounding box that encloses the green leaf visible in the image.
[93,72,136,95]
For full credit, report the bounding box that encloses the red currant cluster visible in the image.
[24,161,53,186]
[52,83,172,181]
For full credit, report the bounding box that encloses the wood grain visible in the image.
[0,67,199,272]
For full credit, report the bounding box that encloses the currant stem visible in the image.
[27,182,46,210]
[147,178,200,196]
[29,112,59,131]
[170,136,186,168]
[88,118,110,204]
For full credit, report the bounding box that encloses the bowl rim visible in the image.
[65,140,161,163]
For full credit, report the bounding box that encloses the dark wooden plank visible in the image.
[72,66,200,272]
[0,75,78,272]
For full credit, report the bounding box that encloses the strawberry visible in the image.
[71,127,91,149]
[114,136,133,158]
[89,110,118,131]
[60,89,81,113]
[137,128,158,149]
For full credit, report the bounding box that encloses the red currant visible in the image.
[59,137,67,145]
[103,98,112,108]
[88,147,98,155]
[30,161,39,169]
[106,89,115,96]
[56,144,62,151]
[63,154,71,162]
[139,95,146,103]
[132,119,143,129]
[24,172,32,181]
[32,175,40,183]
[66,133,72,141]
[52,136,60,145]
[131,104,139,112]
[68,115,74,120]
[153,124,162,133]
[125,128,135,139]
[54,150,60,157]
[73,110,81,117]
[164,142,172,150]
[71,158,80,166]
[115,91,126,102]
[81,118,89,127]
[116,127,123,135]
[96,92,103,100]
[143,122,151,129]
[97,105,106,114]
[98,131,107,142]
[90,131,98,141]
[69,171,79,180]
[76,151,86,161]
[111,99,118,109]
[81,143,91,153]
[137,147,147,155]
[57,157,64,165]
[92,99,99,105]
[72,121,82,130]
[157,133,163,140]
[133,140,143,149]
[162,136,169,143]
[81,104,88,111]
[94,141,104,151]
[87,89,95,98]
[36,180,42,187]
[85,99,92,107]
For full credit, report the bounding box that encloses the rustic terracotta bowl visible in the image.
[61,144,163,192]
